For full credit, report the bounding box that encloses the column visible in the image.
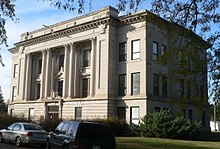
[90,38,96,96]
[40,50,46,99]
[44,49,52,98]
[63,45,69,98]
[68,43,75,98]
[24,53,32,100]
[73,49,79,97]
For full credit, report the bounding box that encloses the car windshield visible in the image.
[77,123,113,138]
[24,124,43,130]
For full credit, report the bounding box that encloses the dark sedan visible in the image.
[0,122,48,147]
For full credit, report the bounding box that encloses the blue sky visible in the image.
[0,0,151,100]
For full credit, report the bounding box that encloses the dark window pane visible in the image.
[119,42,127,62]
[82,78,90,97]
[36,83,40,99]
[179,79,184,98]
[83,49,91,67]
[75,107,82,120]
[154,107,160,112]
[59,54,64,69]
[118,74,126,96]
[153,42,158,61]
[58,80,63,96]
[38,59,42,74]
[131,73,140,95]
[162,76,167,97]
[188,109,192,121]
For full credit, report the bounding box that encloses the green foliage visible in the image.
[93,117,132,137]
[38,117,62,132]
[139,110,201,139]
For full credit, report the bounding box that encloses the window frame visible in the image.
[83,49,91,67]
[119,42,127,62]
[75,107,82,120]
[13,64,19,78]
[131,72,140,95]
[130,106,139,125]
[82,78,90,97]
[153,74,159,96]
[118,74,127,96]
[153,41,159,61]
[162,76,168,97]
[12,86,17,102]
[131,39,140,60]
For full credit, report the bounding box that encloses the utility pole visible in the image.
[214,102,216,131]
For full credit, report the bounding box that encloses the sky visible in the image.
[0,0,151,100]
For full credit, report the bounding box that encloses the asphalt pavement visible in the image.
[0,142,42,149]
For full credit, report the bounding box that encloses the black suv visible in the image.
[45,121,116,149]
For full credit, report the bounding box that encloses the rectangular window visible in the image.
[37,58,42,74]
[154,107,160,112]
[132,40,140,60]
[153,74,159,96]
[13,64,18,78]
[59,54,64,69]
[153,41,158,61]
[162,76,167,97]
[82,78,90,97]
[119,42,127,62]
[117,107,126,120]
[118,74,126,96]
[179,79,184,98]
[58,80,63,97]
[36,82,41,99]
[83,49,91,67]
[130,106,139,125]
[12,86,17,102]
[161,45,167,56]
[131,73,140,95]
[75,107,82,120]
[188,109,192,121]
[28,108,34,121]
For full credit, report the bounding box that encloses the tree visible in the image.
[0,85,6,113]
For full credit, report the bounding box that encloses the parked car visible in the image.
[0,122,48,147]
[46,121,116,149]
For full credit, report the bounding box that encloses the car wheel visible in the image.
[0,133,4,143]
[15,136,22,147]
[45,140,50,149]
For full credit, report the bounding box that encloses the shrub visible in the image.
[139,110,201,139]
[92,117,132,136]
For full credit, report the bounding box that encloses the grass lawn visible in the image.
[116,132,220,149]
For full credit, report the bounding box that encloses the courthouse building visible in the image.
[8,6,210,130]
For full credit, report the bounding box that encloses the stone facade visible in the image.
[8,6,210,130]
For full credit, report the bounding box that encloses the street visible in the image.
[0,142,42,149]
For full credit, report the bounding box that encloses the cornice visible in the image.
[8,47,19,54]
[14,17,112,47]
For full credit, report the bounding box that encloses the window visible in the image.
[82,78,90,97]
[154,107,160,112]
[132,40,140,60]
[161,45,167,56]
[119,42,127,62]
[83,49,91,67]
[28,108,34,121]
[117,107,126,120]
[37,58,42,74]
[12,86,17,101]
[162,76,167,97]
[130,106,139,125]
[153,74,159,96]
[179,79,184,98]
[75,107,82,120]
[13,64,18,78]
[36,82,40,99]
[131,73,140,95]
[153,41,158,61]
[188,109,192,121]
[59,54,64,69]
[13,124,21,131]
[58,80,63,97]
[118,74,126,96]
[61,122,70,134]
